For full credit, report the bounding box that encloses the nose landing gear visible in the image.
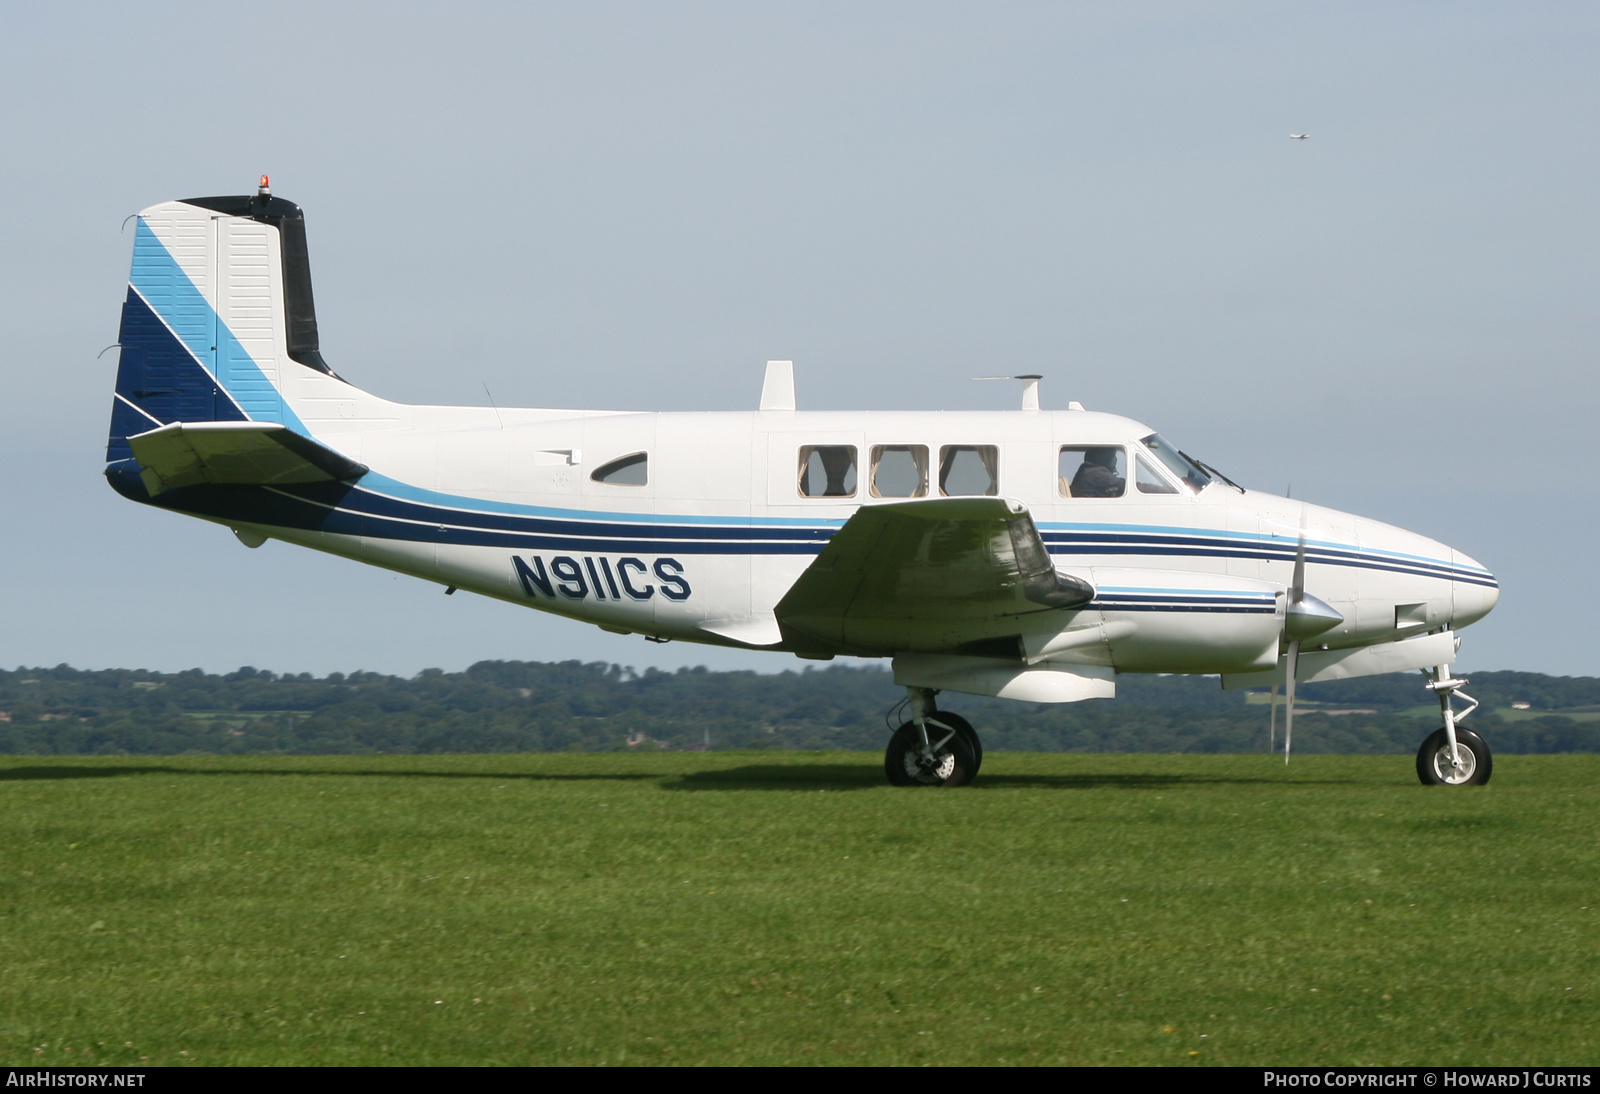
[1417,665,1491,786]
[885,688,981,787]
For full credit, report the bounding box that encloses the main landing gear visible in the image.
[886,687,981,787]
[1417,665,1492,786]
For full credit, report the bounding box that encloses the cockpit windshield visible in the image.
[1140,434,1211,494]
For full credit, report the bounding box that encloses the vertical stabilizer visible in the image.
[107,186,347,465]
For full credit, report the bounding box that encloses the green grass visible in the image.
[0,753,1595,1066]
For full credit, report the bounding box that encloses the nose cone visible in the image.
[1451,548,1499,629]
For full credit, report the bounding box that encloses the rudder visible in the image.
[106,181,341,466]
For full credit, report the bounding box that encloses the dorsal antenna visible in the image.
[971,374,1043,411]
[760,360,795,411]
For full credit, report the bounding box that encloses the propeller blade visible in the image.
[1290,519,1307,605]
[1283,507,1313,765]
[1284,640,1300,764]
[1269,683,1278,751]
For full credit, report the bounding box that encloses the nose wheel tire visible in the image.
[1416,727,1492,786]
[885,720,978,787]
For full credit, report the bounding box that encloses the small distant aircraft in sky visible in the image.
[1290,133,1309,139]
[104,180,1499,788]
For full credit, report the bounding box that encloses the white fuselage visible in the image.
[229,396,1496,675]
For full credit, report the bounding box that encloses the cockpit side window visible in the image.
[939,445,998,496]
[590,452,648,486]
[1140,433,1210,493]
[870,445,928,498]
[1059,446,1126,498]
[1135,454,1179,494]
[798,445,857,497]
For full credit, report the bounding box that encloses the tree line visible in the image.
[0,660,1595,756]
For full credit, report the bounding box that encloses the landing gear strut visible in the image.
[885,687,980,787]
[1417,665,1492,786]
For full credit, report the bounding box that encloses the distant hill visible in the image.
[1,661,1596,756]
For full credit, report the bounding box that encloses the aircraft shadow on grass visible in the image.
[0,763,1351,790]
[663,765,1345,791]
[0,764,656,784]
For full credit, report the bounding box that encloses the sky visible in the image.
[1,2,1595,678]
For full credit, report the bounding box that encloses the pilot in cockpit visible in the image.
[1067,447,1126,498]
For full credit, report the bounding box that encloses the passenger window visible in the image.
[798,445,857,497]
[870,445,928,498]
[590,452,648,486]
[1059,446,1126,498]
[1135,454,1179,494]
[939,445,998,496]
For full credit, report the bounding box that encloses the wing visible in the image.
[775,496,1093,656]
[127,421,368,496]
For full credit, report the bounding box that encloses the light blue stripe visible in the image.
[353,474,844,528]
[1038,519,1488,576]
[131,219,309,433]
[1097,585,1272,598]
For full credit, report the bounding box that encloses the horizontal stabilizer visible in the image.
[127,421,368,496]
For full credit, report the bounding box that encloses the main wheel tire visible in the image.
[1416,727,1493,786]
[884,720,978,787]
[928,711,982,775]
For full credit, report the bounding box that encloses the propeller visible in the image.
[1269,682,1278,752]
[1279,511,1344,764]
[1284,528,1305,764]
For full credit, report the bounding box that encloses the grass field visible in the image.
[1,752,1595,1066]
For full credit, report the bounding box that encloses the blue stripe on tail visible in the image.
[124,218,306,433]
[105,287,248,462]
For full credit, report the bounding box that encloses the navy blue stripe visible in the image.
[1045,536,1493,588]
[108,288,248,459]
[1093,593,1273,602]
[1043,529,1491,585]
[131,480,824,554]
[1090,602,1276,614]
[277,482,832,544]
[1060,541,1497,588]
[136,477,1494,587]
[1044,529,1457,571]
[309,487,1493,585]
[1043,528,1438,570]
[1094,600,1272,610]
[274,483,1494,585]
[313,505,825,554]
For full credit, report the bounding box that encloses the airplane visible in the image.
[1290,133,1309,139]
[103,179,1499,788]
